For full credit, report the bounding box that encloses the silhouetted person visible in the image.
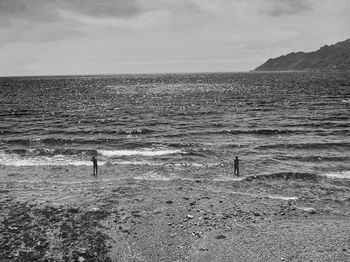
[234,156,240,176]
[91,156,98,176]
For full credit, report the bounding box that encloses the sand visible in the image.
[1,165,350,261]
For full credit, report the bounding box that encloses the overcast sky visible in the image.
[0,0,349,76]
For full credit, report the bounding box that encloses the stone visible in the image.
[302,207,316,214]
[187,214,194,219]
[119,225,130,233]
[215,234,226,239]
[166,200,173,204]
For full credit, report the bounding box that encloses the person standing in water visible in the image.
[91,156,98,176]
[234,156,240,176]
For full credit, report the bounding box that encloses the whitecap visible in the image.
[98,149,182,157]
[320,170,350,179]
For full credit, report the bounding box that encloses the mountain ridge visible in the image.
[254,38,350,71]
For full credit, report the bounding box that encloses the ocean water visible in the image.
[1,72,349,178]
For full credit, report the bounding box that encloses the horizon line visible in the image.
[0,70,255,78]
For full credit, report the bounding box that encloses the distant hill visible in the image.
[254,38,350,71]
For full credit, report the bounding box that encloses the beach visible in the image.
[1,165,350,261]
[1,72,350,261]
[1,0,350,259]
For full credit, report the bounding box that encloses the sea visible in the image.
[1,72,349,179]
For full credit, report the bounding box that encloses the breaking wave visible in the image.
[98,149,182,157]
[257,142,350,151]
[319,170,350,179]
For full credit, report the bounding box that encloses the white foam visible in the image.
[3,159,93,166]
[0,149,182,167]
[98,149,182,157]
[0,152,93,166]
[320,170,350,179]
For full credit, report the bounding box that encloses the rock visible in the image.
[192,232,202,237]
[215,234,226,239]
[253,212,260,216]
[298,207,316,214]
[89,207,99,212]
[187,214,194,219]
[119,225,130,233]
[166,200,173,204]
[131,211,141,217]
[78,257,85,262]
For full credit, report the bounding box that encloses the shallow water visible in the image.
[1,72,350,178]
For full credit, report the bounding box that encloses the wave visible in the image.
[243,171,350,181]
[6,148,98,157]
[2,147,182,158]
[0,153,197,167]
[1,137,154,147]
[164,129,305,138]
[319,171,350,179]
[244,172,319,181]
[275,155,350,162]
[218,129,298,135]
[45,128,155,136]
[98,149,182,157]
[282,122,350,129]
[167,142,200,148]
[0,152,91,166]
[257,142,350,151]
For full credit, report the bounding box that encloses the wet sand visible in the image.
[1,165,350,261]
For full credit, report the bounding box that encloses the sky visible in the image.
[0,0,349,76]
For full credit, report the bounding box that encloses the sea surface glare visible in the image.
[1,72,349,179]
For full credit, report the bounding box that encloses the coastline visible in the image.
[1,165,350,261]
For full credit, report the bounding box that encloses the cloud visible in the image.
[0,0,349,76]
[264,0,313,16]
[0,0,213,44]
[0,0,205,25]
[0,0,59,24]
[0,0,144,26]
[63,0,143,18]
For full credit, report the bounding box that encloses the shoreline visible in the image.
[1,165,350,261]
